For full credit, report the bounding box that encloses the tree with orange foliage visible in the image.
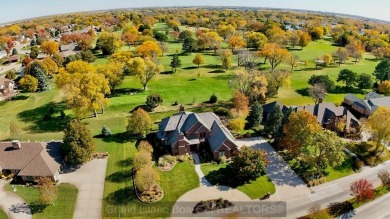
[259,43,290,72]
[122,32,138,49]
[350,179,374,203]
[281,111,322,156]
[232,91,249,116]
[41,41,59,57]
[136,41,162,58]
[37,177,58,205]
[228,36,246,52]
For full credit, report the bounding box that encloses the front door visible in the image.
[190,144,198,152]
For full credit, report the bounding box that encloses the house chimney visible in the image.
[179,105,185,112]
[12,140,21,149]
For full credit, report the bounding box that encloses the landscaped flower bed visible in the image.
[193,198,234,214]
[158,155,177,171]
[138,184,164,203]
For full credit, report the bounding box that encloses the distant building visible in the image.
[0,50,7,59]
[0,78,16,101]
[157,106,238,160]
[6,55,19,63]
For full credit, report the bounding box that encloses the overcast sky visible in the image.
[1,0,389,24]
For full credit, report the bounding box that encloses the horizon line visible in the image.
[1,6,389,26]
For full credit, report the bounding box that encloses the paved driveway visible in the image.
[236,137,311,201]
[59,158,107,219]
[0,180,32,219]
[171,154,252,218]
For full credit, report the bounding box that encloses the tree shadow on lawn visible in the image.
[295,88,310,97]
[205,166,250,188]
[29,202,48,214]
[209,70,226,73]
[17,102,71,133]
[10,95,29,101]
[211,74,235,80]
[104,187,136,205]
[106,170,133,183]
[109,88,143,97]
[182,66,198,70]
[117,157,133,167]
[365,58,381,62]
[99,132,138,144]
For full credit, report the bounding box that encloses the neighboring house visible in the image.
[0,50,6,59]
[0,78,16,101]
[262,101,293,120]
[262,101,360,133]
[294,102,361,132]
[343,92,390,117]
[59,43,78,57]
[0,141,61,182]
[6,55,19,63]
[157,106,238,160]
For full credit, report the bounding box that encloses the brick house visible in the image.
[157,107,238,160]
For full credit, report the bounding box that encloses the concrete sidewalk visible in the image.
[0,180,32,219]
[59,158,107,219]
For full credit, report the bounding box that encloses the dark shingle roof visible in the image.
[208,121,237,152]
[365,91,382,100]
[345,94,362,103]
[262,101,290,115]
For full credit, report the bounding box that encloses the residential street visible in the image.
[237,137,389,219]
[352,192,390,219]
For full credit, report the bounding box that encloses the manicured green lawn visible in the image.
[324,155,355,182]
[201,163,275,199]
[6,183,78,219]
[0,208,7,219]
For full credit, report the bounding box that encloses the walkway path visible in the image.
[171,153,252,218]
[0,180,32,219]
[59,158,107,219]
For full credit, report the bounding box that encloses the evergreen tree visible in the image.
[264,106,283,138]
[170,53,181,73]
[182,36,197,54]
[246,102,263,129]
[62,120,96,165]
[29,62,49,91]
[275,107,293,145]
[12,48,18,55]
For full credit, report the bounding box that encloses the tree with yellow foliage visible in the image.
[259,43,290,72]
[56,61,110,117]
[136,41,162,58]
[41,57,58,75]
[232,91,249,116]
[127,57,163,90]
[379,81,390,96]
[228,36,246,52]
[192,54,205,67]
[40,41,59,57]
[367,107,390,154]
[97,61,125,93]
[97,32,123,55]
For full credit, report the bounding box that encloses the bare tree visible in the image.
[308,83,327,104]
[236,49,257,71]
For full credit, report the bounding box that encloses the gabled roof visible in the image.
[262,101,290,115]
[295,102,361,126]
[0,142,60,177]
[365,91,382,100]
[208,121,237,152]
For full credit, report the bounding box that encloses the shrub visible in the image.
[209,94,218,103]
[101,126,112,137]
[214,107,232,118]
[138,141,154,153]
[162,155,176,163]
[177,154,193,163]
[219,156,227,164]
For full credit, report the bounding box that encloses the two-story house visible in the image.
[157,106,238,160]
